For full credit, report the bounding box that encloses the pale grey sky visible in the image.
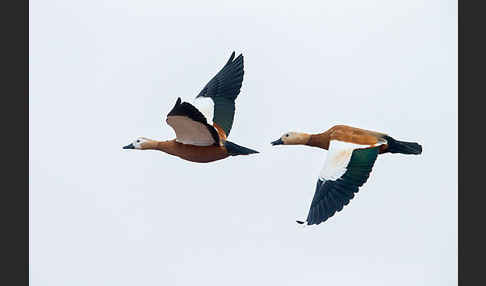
[30,1,457,285]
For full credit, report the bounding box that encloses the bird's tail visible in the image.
[384,135,422,155]
[224,141,259,156]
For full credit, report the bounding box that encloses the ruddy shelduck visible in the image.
[271,125,422,225]
[123,52,258,162]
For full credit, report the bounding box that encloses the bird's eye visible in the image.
[285,134,289,137]
[136,140,140,143]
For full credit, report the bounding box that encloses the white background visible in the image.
[30,1,457,285]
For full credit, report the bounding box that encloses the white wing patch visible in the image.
[319,140,385,181]
[166,115,216,146]
[193,97,214,125]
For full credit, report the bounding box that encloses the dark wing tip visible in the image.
[167,97,182,117]
[247,148,259,154]
[228,51,244,65]
[227,51,236,64]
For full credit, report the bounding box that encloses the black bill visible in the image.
[123,143,135,149]
[271,138,283,146]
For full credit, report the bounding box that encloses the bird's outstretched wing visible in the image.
[193,51,244,137]
[166,97,220,146]
[299,140,381,225]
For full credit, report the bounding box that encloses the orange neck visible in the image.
[306,130,332,150]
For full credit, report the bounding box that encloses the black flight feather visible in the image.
[196,52,245,136]
[302,147,379,225]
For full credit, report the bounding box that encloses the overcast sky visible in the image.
[30,1,457,285]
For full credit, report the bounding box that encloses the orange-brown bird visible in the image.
[123,52,258,162]
[271,125,422,225]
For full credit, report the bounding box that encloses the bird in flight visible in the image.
[123,52,258,163]
[271,125,422,225]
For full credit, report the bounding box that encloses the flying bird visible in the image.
[271,125,422,225]
[123,52,259,163]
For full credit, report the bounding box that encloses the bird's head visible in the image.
[123,137,155,150]
[271,132,310,146]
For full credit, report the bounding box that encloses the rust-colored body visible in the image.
[142,139,230,163]
[306,125,390,154]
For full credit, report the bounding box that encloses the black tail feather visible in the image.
[384,135,422,155]
[224,141,259,156]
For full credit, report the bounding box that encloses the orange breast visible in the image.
[307,133,331,149]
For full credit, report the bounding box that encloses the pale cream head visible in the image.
[271,132,310,146]
[123,137,154,150]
